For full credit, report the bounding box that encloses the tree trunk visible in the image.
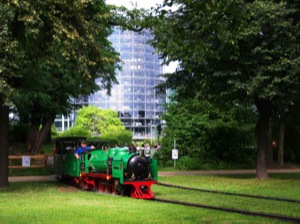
[33,117,55,154]
[255,98,272,179]
[267,118,273,168]
[26,123,40,154]
[0,98,9,188]
[278,117,285,167]
[45,126,52,143]
[26,116,55,154]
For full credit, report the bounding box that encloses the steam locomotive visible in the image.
[53,137,158,199]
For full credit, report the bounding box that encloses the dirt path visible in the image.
[8,169,300,182]
[9,175,57,183]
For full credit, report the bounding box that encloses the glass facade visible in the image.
[89,28,166,140]
[54,96,88,132]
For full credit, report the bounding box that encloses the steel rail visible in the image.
[158,182,300,203]
[153,198,300,223]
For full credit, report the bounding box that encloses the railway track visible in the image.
[158,182,300,203]
[154,182,300,222]
[152,197,300,223]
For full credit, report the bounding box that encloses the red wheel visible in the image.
[111,186,117,195]
[105,185,112,194]
[79,181,86,190]
[98,181,105,192]
[73,177,80,187]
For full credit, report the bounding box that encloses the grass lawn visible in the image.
[156,173,300,199]
[8,167,54,177]
[153,173,300,219]
[2,174,299,223]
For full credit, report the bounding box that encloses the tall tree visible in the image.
[0,0,120,187]
[8,1,152,154]
[10,0,119,153]
[0,1,26,188]
[0,98,9,188]
[150,0,300,178]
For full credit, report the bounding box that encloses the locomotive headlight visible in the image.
[140,185,148,190]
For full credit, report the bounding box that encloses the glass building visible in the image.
[89,28,166,140]
[54,96,89,132]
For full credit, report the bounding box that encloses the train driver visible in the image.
[74,140,95,159]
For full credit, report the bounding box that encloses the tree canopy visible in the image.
[75,106,125,136]
[152,0,299,101]
[150,0,300,178]
[0,0,121,187]
[161,97,256,164]
[62,106,132,146]
[4,0,121,153]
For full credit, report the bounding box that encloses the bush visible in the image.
[51,125,59,140]
[170,156,255,170]
[156,138,256,170]
[100,129,133,147]
[59,125,92,138]
[176,156,204,170]
[58,126,133,148]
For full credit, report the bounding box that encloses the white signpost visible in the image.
[22,156,30,167]
[172,149,178,159]
[172,139,178,168]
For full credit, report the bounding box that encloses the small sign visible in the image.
[22,156,30,167]
[172,149,178,160]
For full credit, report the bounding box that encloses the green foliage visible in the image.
[159,98,256,166]
[8,167,54,177]
[0,3,24,103]
[149,1,300,175]
[108,4,150,32]
[0,0,143,184]
[175,156,255,171]
[1,0,120,153]
[59,126,92,139]
[175,156,203,170]
[151,1,300,103]
[75,106,126,136]
[51,125,59,140]
[60,106,133,146]
[1,0,120,102]
[95,129,133,147]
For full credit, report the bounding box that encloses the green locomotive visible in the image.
[54,137,158,199]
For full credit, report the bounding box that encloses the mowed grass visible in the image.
[153,173,300,219]
[0,174,299,224]
[156,173,300,199]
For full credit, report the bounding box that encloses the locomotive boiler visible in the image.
[54,137,158,199]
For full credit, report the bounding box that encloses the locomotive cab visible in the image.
[54,138,158,199]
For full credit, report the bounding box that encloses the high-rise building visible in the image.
[54,96,89,132]
[89,28,166,140]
